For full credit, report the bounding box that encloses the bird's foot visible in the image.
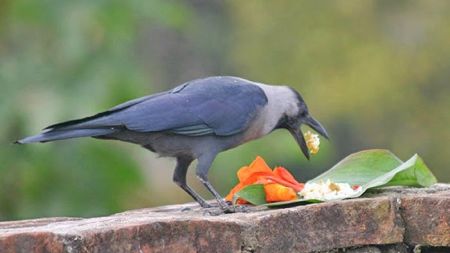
[201,199,250,215]
[232,204,250,213]
[198,199,213,209]
[222,202,251,213]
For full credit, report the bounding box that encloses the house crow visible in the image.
[16,76,329,211]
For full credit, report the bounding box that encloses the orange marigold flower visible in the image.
[273,166,304,192]
[264,183,298,202]
[226,156,303,203]
[237,156,272,182]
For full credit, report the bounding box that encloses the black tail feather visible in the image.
[16,128,117,144]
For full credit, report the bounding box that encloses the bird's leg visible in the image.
[173,156,211,208]
[196,154,233,212]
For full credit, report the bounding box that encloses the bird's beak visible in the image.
[288,115,329,160]
[304,115,329,139]
[288,128,310,160]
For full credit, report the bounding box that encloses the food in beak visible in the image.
[304,130,320,155]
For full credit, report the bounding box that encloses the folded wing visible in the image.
[46,77,268,137]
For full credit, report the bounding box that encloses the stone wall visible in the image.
[0,184,449,253]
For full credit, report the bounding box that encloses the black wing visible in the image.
[46,76,268,136]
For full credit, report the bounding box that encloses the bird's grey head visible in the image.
[274,87,329,160]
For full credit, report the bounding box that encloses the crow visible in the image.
[16,76,328,211]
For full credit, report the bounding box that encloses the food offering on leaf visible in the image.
[304,130,320,155]
[227,157,361,206]
[227,150,437,207]
[299,180,362,201]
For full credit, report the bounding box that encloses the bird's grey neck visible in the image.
[243,82,299,139]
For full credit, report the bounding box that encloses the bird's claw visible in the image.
[199,199,251,216]
[233,205,250,213]
[223,204,250,214]
[197,199,213,209]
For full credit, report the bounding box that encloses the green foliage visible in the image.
[310,149,403,185]
[0,0,194,220]
[311,150,436,188]
[228,0,450,182]
[0,0,448,220]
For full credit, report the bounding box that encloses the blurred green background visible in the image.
[1,0,449,220]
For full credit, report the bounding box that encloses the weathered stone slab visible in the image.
[0,184,449,253]
[0,207,247,253]
[401,191,450,246]
[245,197,404,252]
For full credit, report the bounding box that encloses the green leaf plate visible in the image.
[234,149,437,208]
